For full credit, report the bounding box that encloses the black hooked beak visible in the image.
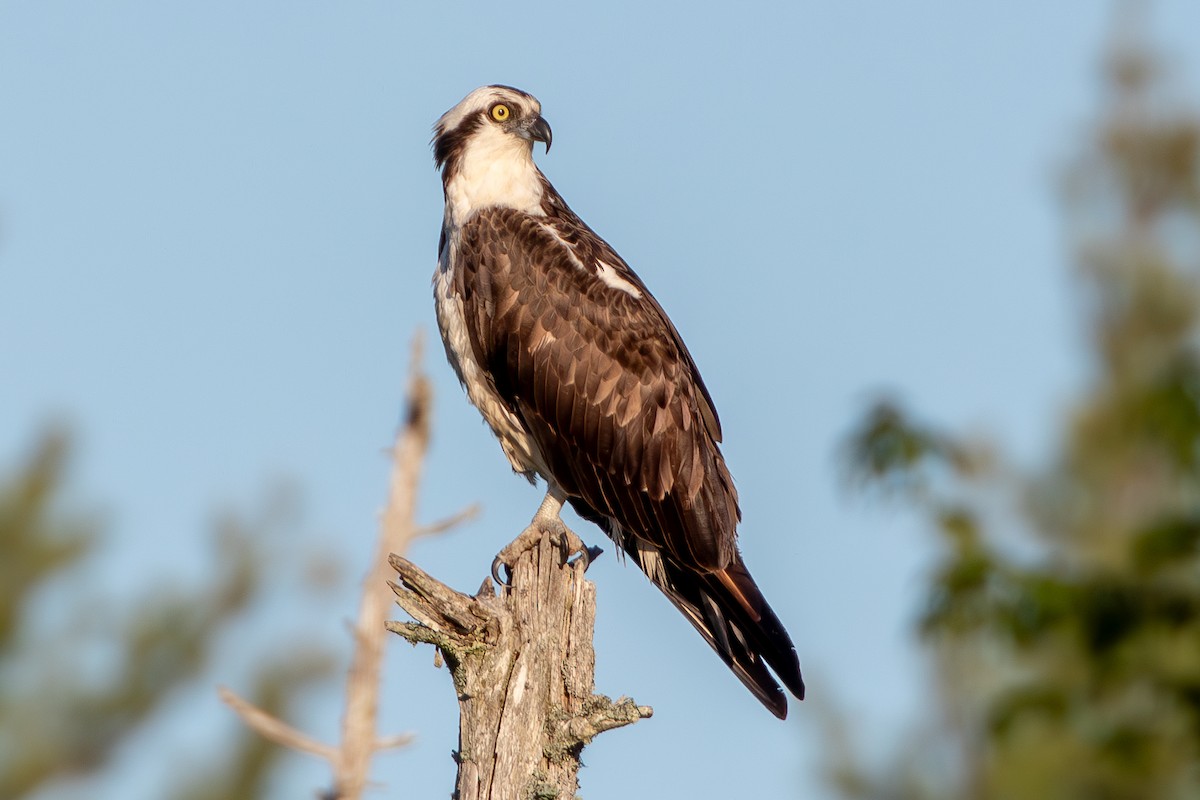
[526,115,553,153]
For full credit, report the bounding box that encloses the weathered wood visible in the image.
[388,535,652,800]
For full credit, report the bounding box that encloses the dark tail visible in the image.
[567,498,804,718]
[621,541,804,716]
[649,551,805,719]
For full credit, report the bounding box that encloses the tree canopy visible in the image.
[838,34,1200,800]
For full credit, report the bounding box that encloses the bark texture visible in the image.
[388,536,651,800]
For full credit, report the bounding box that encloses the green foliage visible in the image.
[0,430,336,799]
[0,429,94,653]
[836,38,1200,800]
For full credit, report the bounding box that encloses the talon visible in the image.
[491,556,512,588]
[565,544,603,571]
[565,547,590,570]
[558,533,602,572]
[492,495,598,585]
[555,529,583,564]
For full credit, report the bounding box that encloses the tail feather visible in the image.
[673,558,804,718]
[715,559,807,701]
[568,498,804,718]
[631,555,804,716]
[688,571,793,718]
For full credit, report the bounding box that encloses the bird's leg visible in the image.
[491,488,598,586]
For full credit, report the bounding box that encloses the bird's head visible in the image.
[432,85,553,177]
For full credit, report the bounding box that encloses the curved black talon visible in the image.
[565,543,604,571]
[564,543,589,570]
[491,556,512,588]
[492,533,602,586]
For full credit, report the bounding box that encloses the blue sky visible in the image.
[3,2,1200,798]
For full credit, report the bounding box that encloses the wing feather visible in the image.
[457,206,732,569]
[451,203,802,716]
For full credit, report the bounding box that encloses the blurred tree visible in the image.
[835,27,1200,800]
[0,429,337,800]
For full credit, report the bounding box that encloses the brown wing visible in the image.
[454,205,805,716]
[534,191,726,444]
[455,206,738,570]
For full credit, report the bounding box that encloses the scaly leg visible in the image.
[491,487,601,586]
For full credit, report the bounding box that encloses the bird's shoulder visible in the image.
[457,206,638,295]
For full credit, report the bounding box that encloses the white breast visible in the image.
[434,232,546,479]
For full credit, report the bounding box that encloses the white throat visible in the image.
[444,125,546,228]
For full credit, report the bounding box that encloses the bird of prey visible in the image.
[430,85,805,718]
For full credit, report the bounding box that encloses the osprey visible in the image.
[431,85,805,718]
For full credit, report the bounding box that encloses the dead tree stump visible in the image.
[387,533,652,800]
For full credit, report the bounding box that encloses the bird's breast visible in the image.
[434,231,546,480]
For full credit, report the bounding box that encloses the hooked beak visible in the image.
[525,114,553,153]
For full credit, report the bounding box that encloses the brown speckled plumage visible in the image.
[432,86,804,718]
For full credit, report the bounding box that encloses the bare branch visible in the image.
[218,686,336,761]
[221,333,430,800]
[416,502,482,537]
[373,733,417,751]
[331,334,430,799]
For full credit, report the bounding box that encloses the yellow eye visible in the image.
[490,103,511,122]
